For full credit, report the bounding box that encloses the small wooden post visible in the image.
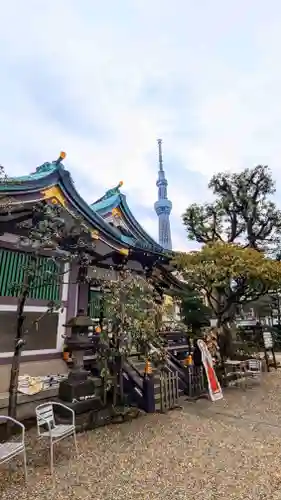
[143,360,155,413]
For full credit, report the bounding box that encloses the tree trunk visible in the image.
[155,304,163,332]
[217,320,234,360]
[111,331,121,407]
[8,288,29,421]
[277,294,281,327]
[102,358,108,406]
[207,290,234,359]
[8,263,34,427]
[112,368,118,407]
[118,287,126,404]
[118,353,124,403]
[191,324,201,337]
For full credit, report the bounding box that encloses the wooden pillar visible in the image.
[65,263,79,322]
[77,282,89,312]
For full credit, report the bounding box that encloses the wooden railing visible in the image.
[159,370,180,413]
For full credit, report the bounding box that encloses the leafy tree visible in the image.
[183,165,281,251]
[174,242,281,356]
[94,270,165,405]
[180,288,211,334]
[161,294,177,323]
[0,164,9,210]
[0,165,23,214]
[0,190,94,421]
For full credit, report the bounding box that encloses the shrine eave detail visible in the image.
[0,155,166,258]
[92,190,163,254]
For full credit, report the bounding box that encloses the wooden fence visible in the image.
[159,370,180,413]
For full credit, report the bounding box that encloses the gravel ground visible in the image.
[1,372,281,500]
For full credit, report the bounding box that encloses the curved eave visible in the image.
[0,165,129,249]
[93,191,164,252]
[91,193,119,212]
[0,162,167,255]
[92,191,165,255]
[0,167,60,194]
[56,169,128,246]
[120,194,161,248]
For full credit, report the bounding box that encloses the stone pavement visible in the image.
[1,371,281,500]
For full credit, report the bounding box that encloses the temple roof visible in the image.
[91,182,163,253]
[0,153,187,292]
[0,154,127,248]
[0,153,166,256]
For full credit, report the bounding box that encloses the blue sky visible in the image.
[1,1,281,250]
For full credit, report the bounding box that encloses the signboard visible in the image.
[236,320,258,327]
[197,340,223,402]
[263,331,273,349]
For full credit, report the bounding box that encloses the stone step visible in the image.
[130,363,146,375]
[132,361,146,368]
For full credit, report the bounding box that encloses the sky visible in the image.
[1,1,281,250]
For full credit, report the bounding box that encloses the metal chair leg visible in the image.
[23,449,28,483]
[8,462,12,480]
[50,441,54,476]
[73,431,78,455]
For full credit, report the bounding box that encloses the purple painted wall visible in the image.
[0,352,62,365]
[0,296,68,307]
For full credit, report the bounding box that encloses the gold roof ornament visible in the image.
[112,207,121,217]
[119,248,129,256]
[41,185,66,207]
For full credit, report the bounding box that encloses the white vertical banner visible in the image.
[197,339,223,402]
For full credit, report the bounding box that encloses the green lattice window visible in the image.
[0,248,60,301]
[88,289,102,319]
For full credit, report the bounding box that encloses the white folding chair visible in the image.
[35,401,78,475]
[244,359,262,386]
[0,415,27,482]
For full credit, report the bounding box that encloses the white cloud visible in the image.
[0,1,281,251]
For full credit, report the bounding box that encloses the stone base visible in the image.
[58,377,97,403]
[55,396,103,415]
[56,403,143,432]
[111,406,143,424]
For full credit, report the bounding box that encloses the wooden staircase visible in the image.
[126,356,184,412]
